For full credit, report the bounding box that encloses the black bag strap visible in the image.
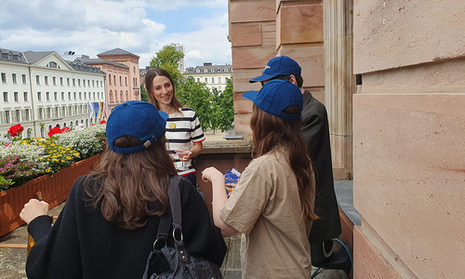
[154,176,183,248]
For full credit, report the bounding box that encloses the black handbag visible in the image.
[142,176,223,279]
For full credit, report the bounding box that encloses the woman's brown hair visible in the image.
[250,104,318,221]
[145,68,183,110]
[84,135,177,230]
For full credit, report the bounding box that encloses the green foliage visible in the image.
[149,46,184,85]
[176,77,213,130]
[0,175,14,190]
[214,77,234,132]
[140,84,148,102]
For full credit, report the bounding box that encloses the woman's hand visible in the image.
[20,199,49,224]
[201,167,224,184]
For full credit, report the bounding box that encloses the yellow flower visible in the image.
[45,168,51,173]
[66,156,71,160]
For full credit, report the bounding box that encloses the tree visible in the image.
[214,77,234,132]
[176,77,213,130]
[149,46,184,85]
[140,84,148,102]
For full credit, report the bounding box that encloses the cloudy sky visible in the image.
[0,0,231,69]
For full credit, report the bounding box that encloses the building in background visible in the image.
[183,63,232,92]
[0,47,105,138]
[82,48,140,112]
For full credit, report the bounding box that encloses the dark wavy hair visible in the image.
[84,136,177,230]
[250,104,318,221]
[145,68,183,110]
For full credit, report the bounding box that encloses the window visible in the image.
[114,75,116,85]
[211,77,214,83]
[84,92,87,99]
[14,92,18,102]
[27,128,32,137]
[62,106,66,117]
[205,78,207,83]
[55,107,59,118]
[109,75,111,85]
[38,108,43,120]
[218,77,222,83]
[54,92,57,101]
[3,92,8,102]
[74,92,76,100]
[5,111,10,123]
[12,54,19,60]
[79,92,82,100]
[12,73,17,84]
[15,110,20,122]
[119,76,122,86]
[44,76,48,85]
[24,92,28,102]
[67,78,70,86]
[25,109,30,121]
[68,92,71,100]
[47,61,57,68]
[22,74,26,84]
[46,108,51,118]
[73,79,75,86]
[53,77,56,86]
[125,77,127,86]
[36,75,40,85]
[1,73,6,83]
[133,77,137,87]
[78,79,81,87]
[92,80,95,87]
[46,92,50,101]
[197,78,200,82]
[60,77,63,86]
[38,92,42,101]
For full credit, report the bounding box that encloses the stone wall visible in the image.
[352,1,465,278]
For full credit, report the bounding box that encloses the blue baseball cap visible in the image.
[106,101,168,154]
[249,56,301,83]
[242,79,302,119]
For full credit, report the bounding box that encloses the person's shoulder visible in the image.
[303,91,327,116]
[180,107,197,118]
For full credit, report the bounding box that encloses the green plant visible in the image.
[0,175,14,190]
[0,155,43,189]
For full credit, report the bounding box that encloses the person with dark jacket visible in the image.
[249,56,342,264]
[20,101,226,279]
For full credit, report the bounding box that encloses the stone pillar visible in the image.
[323,0,354,179]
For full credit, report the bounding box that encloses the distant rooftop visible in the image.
[67,59,105,74]
[184,63,233,74]
[0,47,28,64]
[22,51,54,64]
[78,56,128,69]
[97,48,139,58]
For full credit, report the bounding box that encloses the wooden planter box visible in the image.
[0,154,101,237]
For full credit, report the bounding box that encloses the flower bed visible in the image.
[0,123,106,191]
[0,122,106,236]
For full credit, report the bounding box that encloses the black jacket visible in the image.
[26,176,226,279]
[302,91,342,243]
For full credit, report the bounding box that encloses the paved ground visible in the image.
[0,203,349,279]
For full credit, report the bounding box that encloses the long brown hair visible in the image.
[250,104,318,221]
[84,135,177,230]
[145,68,183,110]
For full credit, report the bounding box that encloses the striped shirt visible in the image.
[165,107,205,176]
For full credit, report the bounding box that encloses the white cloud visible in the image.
[0,0,230,69]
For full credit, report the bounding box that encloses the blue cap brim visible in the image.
[249,73,277,83]
[242,90,258,101]
[159,110,168,121]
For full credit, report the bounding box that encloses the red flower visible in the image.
[47,126,71,137]
[48,126,62,137]
[7,124,24,137]
[99,120,106,124]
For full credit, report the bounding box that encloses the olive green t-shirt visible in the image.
[220,148,313,279]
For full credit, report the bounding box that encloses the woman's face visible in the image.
[151,75,173,106]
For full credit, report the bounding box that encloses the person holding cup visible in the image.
[145,68,205,187]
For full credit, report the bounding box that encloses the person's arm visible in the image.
[20,199,49,225]
[189,140,204,159]
[201,167,238,237]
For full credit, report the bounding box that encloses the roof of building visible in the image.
[97,48,139,58]
[79,57,129,69]
[184,63,233,74]
[22,51,54,64]
[0,47,28,64]
[67,60,105,74]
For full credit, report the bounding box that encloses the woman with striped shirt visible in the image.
[145,68,205,187]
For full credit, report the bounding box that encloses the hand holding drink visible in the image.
[175,149,192,170]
